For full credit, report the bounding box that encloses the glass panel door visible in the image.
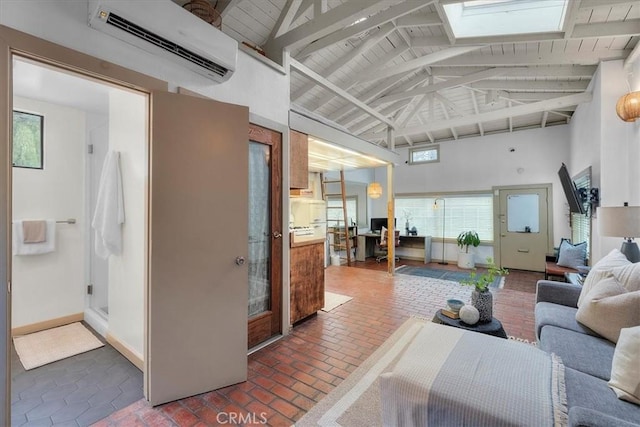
[248,142,271,318]
[247,124,282,349]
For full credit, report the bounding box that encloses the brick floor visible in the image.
[95,262,542,426]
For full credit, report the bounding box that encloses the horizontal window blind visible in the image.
[327,197,357,226]
[396,195,493,241]
[571,168,591,259]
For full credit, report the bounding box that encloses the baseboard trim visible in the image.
[106,333,144,371]
[12,313,84,337]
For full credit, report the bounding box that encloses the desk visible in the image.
[356,234,431,263]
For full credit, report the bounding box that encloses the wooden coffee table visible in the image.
[433,309,508,339]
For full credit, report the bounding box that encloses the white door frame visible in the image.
[0,24,168,424]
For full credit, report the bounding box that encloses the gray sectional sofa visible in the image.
[535,280,640,427]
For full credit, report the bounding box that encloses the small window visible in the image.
[13,111,43,169]
[409,146,439,165]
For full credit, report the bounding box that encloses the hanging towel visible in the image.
[22,220,47,243]
[92,151,125,259]
[13,220,56,255]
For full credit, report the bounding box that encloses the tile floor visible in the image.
[93,261,542,426]
[11,324,144,427]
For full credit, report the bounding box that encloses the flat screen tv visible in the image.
[370,217,396,232]
[558,163,586,215]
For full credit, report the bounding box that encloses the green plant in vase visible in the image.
[456,231,480,268]
[460,257,508,322]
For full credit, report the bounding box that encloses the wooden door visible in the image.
[499,187,550,272]
[247,124,282,349]
[148,91,249,405]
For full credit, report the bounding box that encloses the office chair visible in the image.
[376,229,400,263]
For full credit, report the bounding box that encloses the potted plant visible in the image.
[456,230,480,269]
[460,258,508,323]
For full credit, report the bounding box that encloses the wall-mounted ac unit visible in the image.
[88,0,237,83]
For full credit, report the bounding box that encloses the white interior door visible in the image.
[147,91,249,405]
[499,187,550,272]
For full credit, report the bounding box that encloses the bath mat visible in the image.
[322,292,353,312]
[13,322,104,370]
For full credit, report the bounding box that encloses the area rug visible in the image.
[296,317,539,426]
[321,292,353,312]
[13,322,104,370]
[396,266,504,289]
[295,316,428,426]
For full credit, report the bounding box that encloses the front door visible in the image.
[148,91,249,405]
[498,186,551,272]
[247,125,282,349]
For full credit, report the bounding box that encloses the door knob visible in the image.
[273,231,282,239]
[235,256,246,266]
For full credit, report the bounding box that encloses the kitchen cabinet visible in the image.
[290,237,324,324]
[290,130,308,189]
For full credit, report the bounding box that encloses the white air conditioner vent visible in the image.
[88,1,237,83]
[105,12,229,78]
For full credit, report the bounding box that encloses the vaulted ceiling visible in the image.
[186,0,639,149]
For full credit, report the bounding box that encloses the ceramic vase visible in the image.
[471,289,493,323]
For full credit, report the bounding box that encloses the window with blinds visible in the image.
[327,196,358,226]
[571,167,591,259]
[396,194,494,241]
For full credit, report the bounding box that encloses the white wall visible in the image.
[365,126,572,261]
[12,97,86,327]
[0,1,289,127]
[107,90,146,359]
[570,59,640,263]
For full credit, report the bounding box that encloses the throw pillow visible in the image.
[611,262,640,292]
[380,226,387,245]
[554,237,572,262]
[575,276,640,343]
[578,249,630,307]
[556,240,587,269]
[608,326,640,405]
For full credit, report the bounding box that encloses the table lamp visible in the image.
[598,204,640,262]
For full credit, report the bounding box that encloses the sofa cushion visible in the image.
[557,240,587,269]
[565,367,640,426]
[612,262,640,292]
[576,277,640,343]
[569,406,640,427]
[609,326,640,405]
[578,249,630,307]
[535,302,597,339]
[539,325,614,381]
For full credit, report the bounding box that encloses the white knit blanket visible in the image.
[380,322,567,426]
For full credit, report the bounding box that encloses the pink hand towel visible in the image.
[22,220,47,243]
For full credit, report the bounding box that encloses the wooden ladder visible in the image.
[322,170,352,266]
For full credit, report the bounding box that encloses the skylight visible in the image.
[443,0,569,38]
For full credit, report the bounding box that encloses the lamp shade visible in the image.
[367,182,382,199]
[598,206,640,238]
[616,91,640,122]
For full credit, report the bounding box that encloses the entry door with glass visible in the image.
[248,124,282,349]
[498,187,551,272]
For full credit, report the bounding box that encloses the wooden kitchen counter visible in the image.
[290,237,325,324]
[289,234,325,248]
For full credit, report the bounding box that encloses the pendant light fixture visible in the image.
[368,168,382,199]
[616,91,640,122]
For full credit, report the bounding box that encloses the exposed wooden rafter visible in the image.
[296,1,432,58]
[290,58,397,128]
[362,93,593,138]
